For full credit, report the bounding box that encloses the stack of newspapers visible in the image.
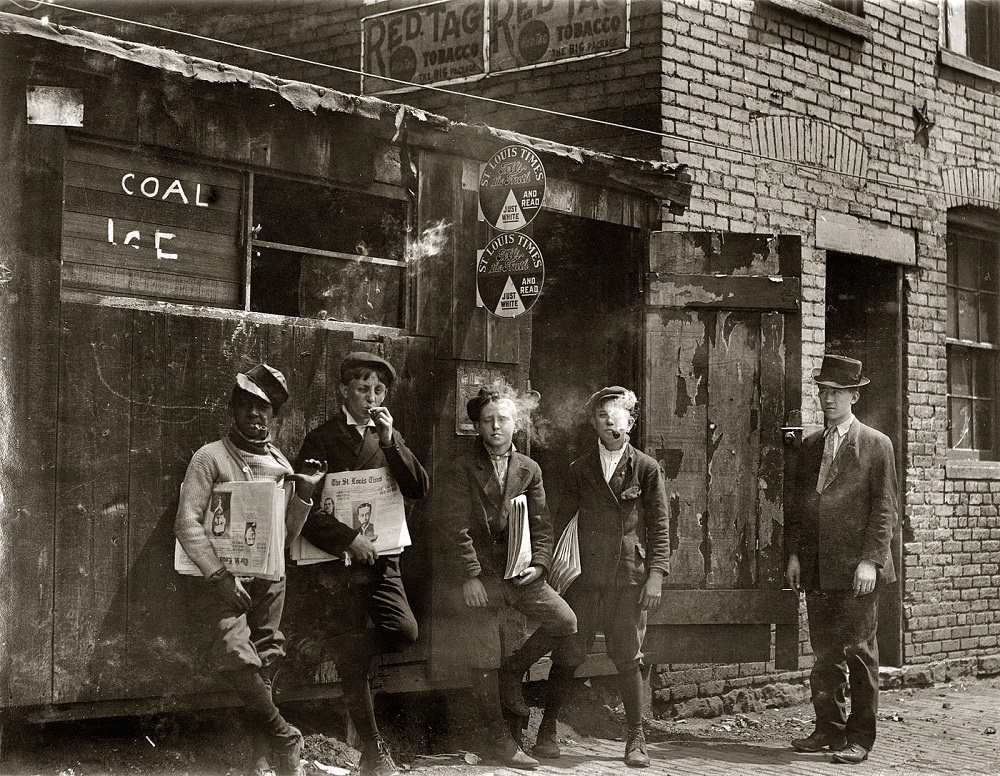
[174,480,289,581]
[503,494,532,578]
[548,514,581,595]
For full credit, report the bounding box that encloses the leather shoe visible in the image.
[790,730,847,752]
[624,724,650,768]
[532,719,560,759]
[831,743,869,764]
[489,738,539,770]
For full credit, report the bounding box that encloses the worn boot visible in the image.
[470,670,539,770]
[271,725,305,776]
[359,735,401,776]
[251,661,285,776]
[532,715,560,759]
[624,723,650,768]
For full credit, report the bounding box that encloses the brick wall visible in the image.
[25,0,1000,677]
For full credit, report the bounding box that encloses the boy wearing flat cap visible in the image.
[295,351,429,776]
[437,386,577,770]
[785,355,897,765]
[535,386,669,768]
[175,364,327,776]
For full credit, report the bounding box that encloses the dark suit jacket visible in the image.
[437,441,553,581]
[786,419,898,590]
[561,443,670,591]
[295,412,429,555]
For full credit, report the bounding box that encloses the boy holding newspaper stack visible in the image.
[534,387,670,768]
[294,352,429,776]
[437,386,577,770]
[175,364,326,776]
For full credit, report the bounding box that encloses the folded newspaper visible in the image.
[291,466,410,564]
[174,480,288,581]
[548,513,581,594]
[503,494,532,579]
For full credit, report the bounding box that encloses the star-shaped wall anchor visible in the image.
[912,101,935,148]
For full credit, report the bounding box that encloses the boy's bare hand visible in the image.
[348,533,378,564]
[290,459,327,501]
[513,565,542,586]
[369,407,394,446]
[639,571,663,611]
[785,554,801,593]
[463,577,489,607]
[208,570,251,613]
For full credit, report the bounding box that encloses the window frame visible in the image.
[941,0,1000,82]
[244,169,414,332]
[946,208,1000,461]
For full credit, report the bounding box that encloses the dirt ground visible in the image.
[3,675,999,776]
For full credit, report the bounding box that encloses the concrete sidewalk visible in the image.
[406,679,1000,776]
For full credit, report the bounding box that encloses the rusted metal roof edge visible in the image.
[0,11,691,205]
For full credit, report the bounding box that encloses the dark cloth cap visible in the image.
[813,354,870,388]
[585,386,632,413]
[235,363,289,410]
[467,386,509,422]
[340,351,396,387]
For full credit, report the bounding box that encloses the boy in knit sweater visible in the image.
[175,364,326,776]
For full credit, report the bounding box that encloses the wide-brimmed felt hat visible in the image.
[813,354,870,388]
[340,351,396,387]
[585,386,635,413]
[235,363,289,410]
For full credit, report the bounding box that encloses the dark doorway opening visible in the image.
[825,251,905,666]
[527,212,643,523]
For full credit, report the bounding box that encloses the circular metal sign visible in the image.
[479,145,546,231]
[477,232,544,318]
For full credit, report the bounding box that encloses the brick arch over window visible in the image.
[748,115,868,177]
[942,167,1000,210]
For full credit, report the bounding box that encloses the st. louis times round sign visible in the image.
[477,232,544,318]
[479,145,546,231]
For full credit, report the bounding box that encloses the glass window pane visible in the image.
[950,397,973,449]
[980,258,998,292]
[949,347,972,396]
[956,242,979,288]
[250,248,301,317]
[947,288,958,338]
[957,289,979,340]
[981,293,998,344]
[254,176,407,261]
[947,236,958,284]
[973,351,995,398]
[298,255,404,328]
[974,399,994,451]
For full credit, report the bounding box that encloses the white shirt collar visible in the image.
[828,414,855,438]
[343,405,375,436]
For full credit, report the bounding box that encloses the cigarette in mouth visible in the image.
[369,407,385,417]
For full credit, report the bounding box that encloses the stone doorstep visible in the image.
[653,652,1000,720]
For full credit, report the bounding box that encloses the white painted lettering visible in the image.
[120,173,135,195]
[155,231,177,260]
[140,176,160,197]
[107,218,115,244]
[124,230,141,248]
[195,183,209,207]
[161,179,189,205]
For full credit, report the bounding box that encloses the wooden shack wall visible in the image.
[0,33,665,713]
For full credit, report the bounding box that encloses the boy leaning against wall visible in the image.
[534,386,670,768]
[175,364,327,776]
[437,386,577,770]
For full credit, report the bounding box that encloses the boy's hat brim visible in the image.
[586,386,631,412]
[235,363,289,409]
[340,351,396,387]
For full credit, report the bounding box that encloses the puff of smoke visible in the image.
[406,220,451,264]
[595,389,639,420]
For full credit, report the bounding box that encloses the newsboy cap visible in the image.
[813,354,870,389]
[340,351,396,387]
[235,363,289,410]
[585,386,636,413]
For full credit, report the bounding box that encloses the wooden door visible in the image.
[642,232,802,669]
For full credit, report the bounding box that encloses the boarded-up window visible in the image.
[61,139,243,306]
[250,175,409,328]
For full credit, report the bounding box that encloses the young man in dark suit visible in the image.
[534,387,670,768]
[437,386,577,770]
[785,354,898,765]
[295,352,429,776]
